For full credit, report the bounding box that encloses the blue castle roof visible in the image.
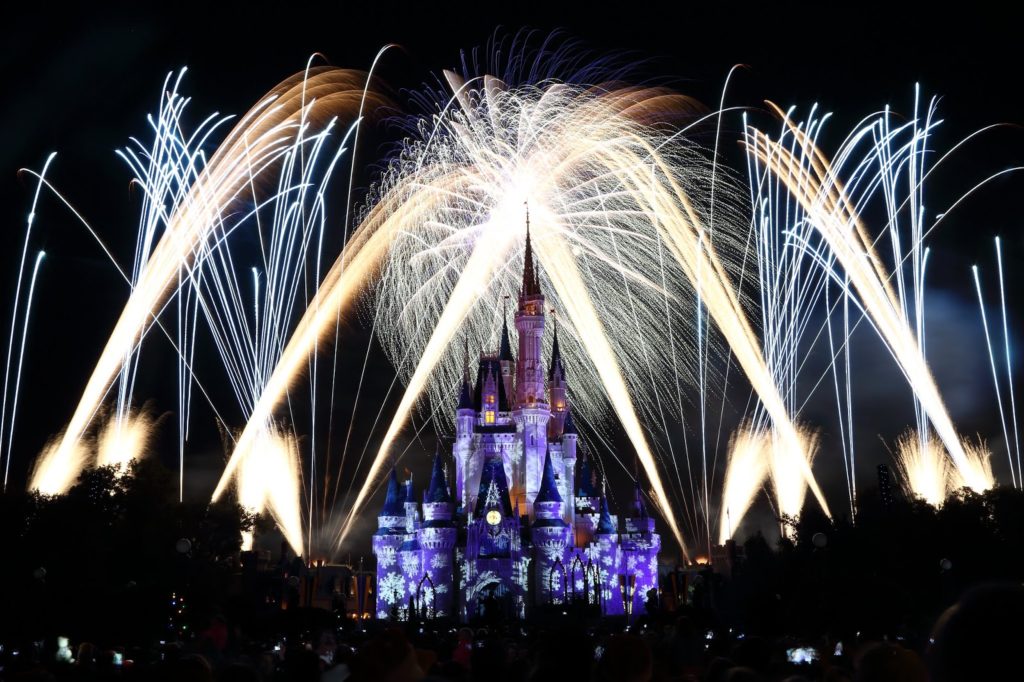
[457,378,473,410]
[563,407,578,436]
[535,451,563,504]
[499,312,514,362]
[382,469,405,516]
[548,322,563,381]
[426,451,453,504]
[476,457,514,517]
[597,496,617,534]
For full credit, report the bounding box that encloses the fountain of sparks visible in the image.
[230,71,833,557]
[745,96,999,497]
[38,65,376,502]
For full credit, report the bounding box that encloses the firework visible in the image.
[746,104,987,492]
[96,410,154,471]
[301,72,832,555]
[893,430,954,505]
[48,67,375,490]
[236,425,305,556]
[718,426,769,544]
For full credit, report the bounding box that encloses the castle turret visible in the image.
[499,309,516,402]
[373,470,408,617]
[394,476,422,619]
[622,478,661,618]
[454,341,475,507]
[560,408,579,527]
[594,495,624,615]
[531,452,570,605]
[514,215,551,516]
[548,322,567,438]
[418,452,457,617]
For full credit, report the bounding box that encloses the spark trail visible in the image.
[747,105,991,492]
[48,68,374,482]
[300,74,830,555]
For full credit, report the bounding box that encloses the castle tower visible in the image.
[499,309,516,403]
[515,217,551,515]
[465,454,523,619]
[372,470,408,618]
[454,341,475,508]
[594,495,623,615]
[397,476,422,619]
[548,323,567,438]
[560,408,579,527]
[622,479,661,617]
[417,452,457,617]
[531,452,570,605]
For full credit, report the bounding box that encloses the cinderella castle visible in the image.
[372,223,661,621]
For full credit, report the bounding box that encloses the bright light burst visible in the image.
[718,425,770,544]
[746,103,983,492]
[318,71,832,555]
[17,48,1018,561]
[47,66,374,495]
[96,409,155,470]
[236,425,305,556]
[893,430,954,505]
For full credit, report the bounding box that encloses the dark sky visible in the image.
[2,1,1023,554]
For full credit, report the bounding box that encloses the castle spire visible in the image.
[427,448,453,504]
[597,495,616,535]
[499,300,514,362]
[535,451,563,504]
[521,203,541,298]
[458,336,473,410]
[548,312,563,381]
[382,468,404,516]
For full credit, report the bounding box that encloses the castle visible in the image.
[372,223,660,621]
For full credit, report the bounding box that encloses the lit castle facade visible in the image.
[372,225,660,621]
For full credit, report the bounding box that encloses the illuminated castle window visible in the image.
[485,410,495,424]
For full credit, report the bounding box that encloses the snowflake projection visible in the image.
[378,572,405,605]
[648,556,658,573]
[584,545,600,562]
[377,550,396,569]
[435,583,449,594]
[431,553,450,569]
[469,571,500,601]
[602,554,614,568]
[401,553,421,576]
[542,544,564,562]
[377,609,389,619]
[626,555,638,572]
[493,531,511,550]
[575,579,585,592]
[459,565,469,590]
[602,587,613,602]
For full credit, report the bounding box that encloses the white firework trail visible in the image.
[746,96,999,494]
[43,65,375,497]
[5,251,46,483]
[973,239,1021,488]
[308,72,833,557]
[1,150,55,491]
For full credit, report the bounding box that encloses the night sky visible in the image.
[3,2,1023,553]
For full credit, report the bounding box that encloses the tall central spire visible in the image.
[522,203,541,298]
